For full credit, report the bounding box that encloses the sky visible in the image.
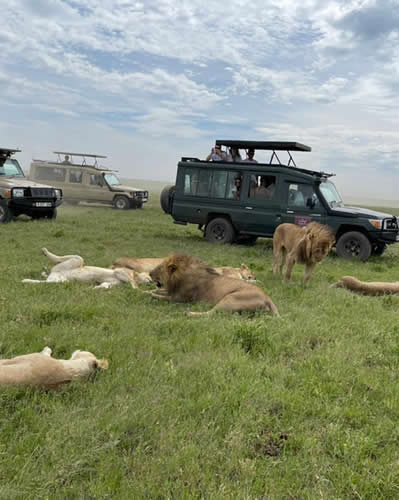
[2,0,399,201]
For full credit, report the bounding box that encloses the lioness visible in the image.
[0,347,108,390]
[113,257,256,281]
[273,222,335,283]
[149,254,279,317]
[332,276,399,296]
[23,248,151,289]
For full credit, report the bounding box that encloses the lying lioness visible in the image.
[0,347,108,390]
[113,257,256,281]
[149,254,278,317]
[273,222,335,283]
[22,248,151,289]
[332,276,399,296]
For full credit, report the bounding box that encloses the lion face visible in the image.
[311,239,334,263]
[240,264,256,281]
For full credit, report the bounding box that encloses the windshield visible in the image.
[104,173,121,186]
[319,180,344,208]
[0,159,25,177]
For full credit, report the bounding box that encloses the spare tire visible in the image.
[160,185,175,214]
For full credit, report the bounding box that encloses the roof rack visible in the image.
[53,151,108,169]
[215,140,311,167]
[0,148,21,166]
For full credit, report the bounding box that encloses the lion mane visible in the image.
[149,254,279,317]
[273,222,335,283]
[332,276,399,296]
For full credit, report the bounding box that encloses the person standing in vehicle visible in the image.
[244,148,258,163]
[206,144,228,161]
[227,147,242,162]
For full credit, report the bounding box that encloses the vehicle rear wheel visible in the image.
[0,201,14,223]
[371,242,387,256]
[336,231,372,261]
[113,196,130,210]
[160,185,176,214]
[205,217,235,244]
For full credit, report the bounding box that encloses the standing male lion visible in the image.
[273,222,335,283]
[149,254,279,317]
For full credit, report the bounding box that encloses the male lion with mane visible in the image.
[149,254,279,317]
[273,222,335,283]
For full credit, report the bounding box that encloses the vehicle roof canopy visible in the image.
[0,148,21,166]
[215,140,311,152]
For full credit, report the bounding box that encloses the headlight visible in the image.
[13,188,24,198]
[55,189,62,199]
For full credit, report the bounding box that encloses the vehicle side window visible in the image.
[287,183,319,209]
[69,170,83,183]
[226,172,241,200]
[210,171,228,198]
[197,169,211,196]
[184,168,199,195]
[248,174,276,201]
[34,166,66,182]
[90,174,103,186]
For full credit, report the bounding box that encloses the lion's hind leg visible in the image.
[186,291,279,317]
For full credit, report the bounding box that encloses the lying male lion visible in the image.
[113,257,256,281]
[273,222,335,283]
[0,347,108,390]
[22,248,151,289]
[332,276,399,296]
[149,254,278,317]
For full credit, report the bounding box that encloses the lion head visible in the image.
[302,222,335,263]
[150,254,211,292]
[240,263,256,281]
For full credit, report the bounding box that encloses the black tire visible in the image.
[46,208,57,220]
[371,242,387,256]
[205,217,235,244]
[160,185,175,214]
[113,196,130,210]
[0,201,14,223]
[336,231,372,261]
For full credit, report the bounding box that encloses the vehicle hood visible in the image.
[330,205,395,219]
[1,177,56,189]
[110,184,145,192]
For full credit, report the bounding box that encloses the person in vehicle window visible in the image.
[243,148,258,163]
[206,144,228,161]
[233,175,242,200]
[227,147,242,162]
[255,177,275,200]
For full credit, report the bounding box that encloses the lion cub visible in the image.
[273,222,335,283]
[149,254,278,317]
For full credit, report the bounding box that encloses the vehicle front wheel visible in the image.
[0,201,14,223]
[336,231,372,261]
[205,217,235,244]
[113,196,130,210]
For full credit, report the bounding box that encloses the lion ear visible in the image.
[167,263,177,274]
[240,263,249,270]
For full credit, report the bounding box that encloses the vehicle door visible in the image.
[280,181,327,227]
[86,172,110,202]
[66,168,87,201]
[233,171,282,236]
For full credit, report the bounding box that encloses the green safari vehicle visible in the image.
[161,140,399,261]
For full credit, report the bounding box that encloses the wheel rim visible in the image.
[116,198,127,209]
[343,238,362,257]
[211,223,226,241]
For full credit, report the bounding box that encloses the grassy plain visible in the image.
[1,194,399,498]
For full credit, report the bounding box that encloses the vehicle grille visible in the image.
[136,191,148,199]
[385,217,398,230]
[30,187,55,197]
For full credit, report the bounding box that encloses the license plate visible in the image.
[35,202,52,207]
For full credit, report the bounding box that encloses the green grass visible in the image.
[2,196,399,498]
